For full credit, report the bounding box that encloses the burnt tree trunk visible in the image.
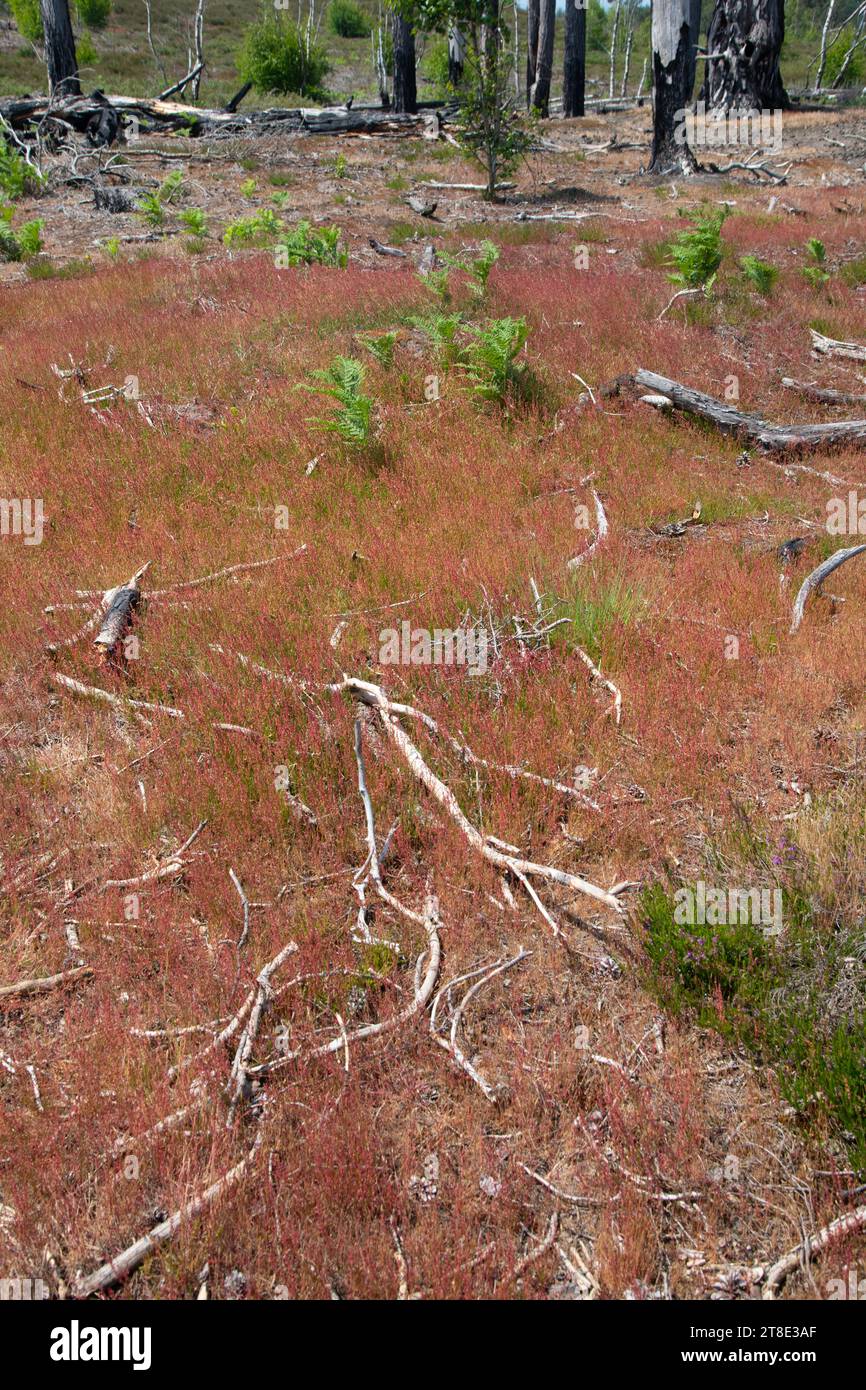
[391,16,417,114]
[700,0,789,111]
[563,0,586,117]
[526,0,540,108]
[529,0,555,115]
[649,0,696,173]
[685,0,702,100]
[39,0,80,97]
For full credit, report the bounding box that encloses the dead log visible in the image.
[810,329,866,363]
[0,92,448,142]
[631,369,866,452]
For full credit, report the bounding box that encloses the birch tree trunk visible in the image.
[563,0,586,117]
[529,0,555,115]
[700,0,789,111]
[649,0,696,173]
[39,0,80,96]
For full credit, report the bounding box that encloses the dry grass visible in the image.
[1,124,866,1300]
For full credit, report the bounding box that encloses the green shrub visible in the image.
[328,0,371,39]
[823,27,866,87]
[76,0,111,29]
[8,0,42,44]
[179,208,208,237]
[303,356,375,447]
[223,208,283,248]
[237,13,330,99]
[666,205,729,290]
[358,331,397,368]
[76,31,98,68]
[275,220,346,266]
[802,237,830,288]
[0,142,43,201]
[739,254,778,295]
[0,211,43,262]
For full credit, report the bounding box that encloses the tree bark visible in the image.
[448,26,465,86]
[685,0,702,100]
[700,0,789,112]
[526,0,540,108]
[391,15,417,114]
[529,0,555,115]
[563,0,586,117]
[39,0,80,97]
[649,0,696,173]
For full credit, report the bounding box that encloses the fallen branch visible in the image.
[763,1204,866,1299]
[72,1127,264,1297]
[431,949,531,1100]
[0,964,93,1001]
[810,328,866,363]
[567,488,609,572]
[781,378,866,408]
[790,543,866,633]
[331,677,625,919]
[632,369,866,452]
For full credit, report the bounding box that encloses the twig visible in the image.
[0,965,93,1001]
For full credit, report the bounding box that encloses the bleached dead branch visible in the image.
[567,488,609,572]
[0,964,93,1000]
[573,646,623,724]
[763,1205,866,1299]
[331,678,625,920]
[431,949,531,1100]
[790,544,866,633]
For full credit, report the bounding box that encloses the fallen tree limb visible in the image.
[810,329,866,363]
[632,369,866,452]
[431,949,531,1100]
[0,92,448,142]
[0,964,93,1001]
[781,378,866,407]
[567,487,609,572]
[789,543,866,633]
[330,677,625,918]
[72,1127,264,1297]
[763,1204,866,1299]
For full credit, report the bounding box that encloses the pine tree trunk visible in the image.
[391,15,417,114]
[448,26,465,86]
[529,0,555,115]
[700,0,789,111]
[649,0,696,173]
[563,0,586,117]
[39,0,80,96]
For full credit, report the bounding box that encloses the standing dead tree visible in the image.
[649,0,697,173]
[528,0,555,115]
[700,0,789,112]
[563,0,587,117]
[39,0,80,97]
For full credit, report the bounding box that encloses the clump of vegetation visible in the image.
[328,0,371,38]
[8,0,43,44]
[136,169,185,228]
[739,254,778,295]
[223,208,283,248]
[641,820,866,1171]
[237,12,330,100]
[666,206,729,290]
[358,331,398,368]
[462,315,527,402]
[179,208,208,238]
[333,152,347,179]
[441,238,500,298]
[802,237,830,289]
[0,141,44,201]
[275,220,346,266]
[0,210,43,262]
[303,356,376,447]
[76,0,112,28]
